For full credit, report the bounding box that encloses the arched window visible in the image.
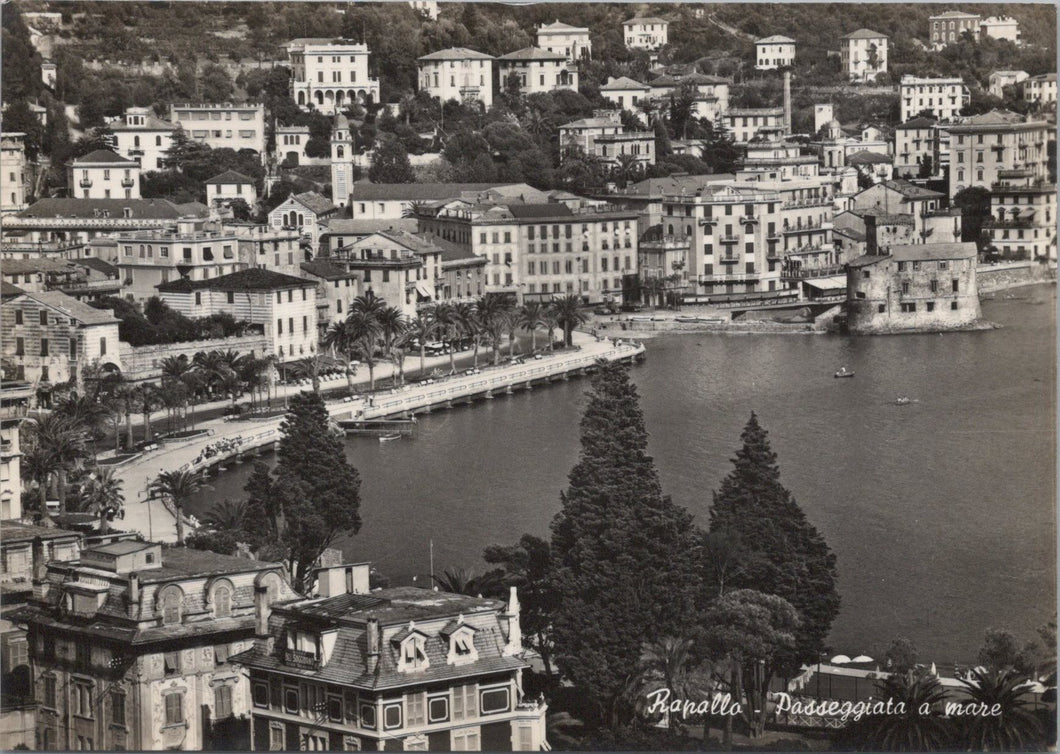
[160,587,183,625]
[156,135,162,146]
[336,145,344,158]
[134,135,140,148]
[213,585,232,618]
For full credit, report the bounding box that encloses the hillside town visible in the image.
[0,2,1056,751]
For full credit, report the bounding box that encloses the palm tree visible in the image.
[636,637,705,731]
[350,290,387,320]
[542,306,559,352]
[453,302,481,367]
[518,302,546,353]
[344,309,383,392]
[149,469,207,546]
[405,309,437,376]
[839,671,954,751]
[958,668,1044,751]
[322,319,359,393]
[78,467,125,534]
[432,567,503,597]
[551,294,586,348]
[22,444,55,521]
[475,296,510,366]
[136,383,161,442]
[201,498,247,532]
[378,306,408,384]
[287,353,336,395]
[433,303,461,374]
[612,152,642,188]
[161,354,195,429]
[24,413,87,519]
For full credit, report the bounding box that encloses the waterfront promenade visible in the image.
[117,333,643,543]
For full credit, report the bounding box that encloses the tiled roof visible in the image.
[601,76,649,91]
[322,218,418,236]
[847,150,893,165]
[1,281,24,298]
[77,257,119,277]
[897,116,937,129]
[0,520,82,544]
[2,257,80,274]
[433,237,483,265]
[877,179,944,199]
[157,268,315,293]
[134,546,285,583]
[19,198,204,220]
[418,47,493,61]
[930,10,980,18]
[889,242,977,261]
[205,170,255,186]
[351,182,520,201]
[757,35,795,44]
[498,46,567,61]
[538,20,588,32]
[300,260,356,280]
[841,28,887,40]
[72,149,136,165]
[506,203,574,219]
[948,110,1043,130]
[624,17,668,25]
[287,191,337,216]
[110,114,177,131]
[14,291,119,326]
[847,254,888,268]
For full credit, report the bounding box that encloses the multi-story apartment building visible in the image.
[11,541,300,751]
[755,35,796,70]
[894,117,940,177]
[157,268,319,362]
[205,170,258,211]
[415,199,639,304]
[929,11,980,49]
[723,108,785,144]
[599,76,651,112]
[946,110,1052,197]
[1018,73,1057,108]
[337,230,446,317]
[623,17,669,50]
[846,242,980,332]
[1,290,121,387]
[840,29,888,82]
[286,39,380,113]
[108,107,178,171]
[980,16,1020,44]
[0,258,121,302]
[169,103,267,155]
[115,220,244,300]
[737,139,821,181]
[0,418,23,520]
[235,226,304,277]
[661,183,788,297]
[559,111,655,167]
[536,20,591,62]
[649,73,730,122]
[68,150,140,201]
[417,48,495,110]
[1,133,29,214]
[497,47,577,95]
[852,179,960,243]
[300,260,359,331]
[988,70,1029,98]
[982,168,1056,260]
[268,191,338,249]
[812,119,891,171]
[2,198,208,244]
[275,125,314,165]
[231,563,547,752]
[408,0,438,20]
[349,183,538,221]
[899,76,970,123]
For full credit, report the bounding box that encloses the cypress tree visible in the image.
[708,412,840,676]
[550,361,698,726]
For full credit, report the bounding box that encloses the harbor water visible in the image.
[187,285,1056,662]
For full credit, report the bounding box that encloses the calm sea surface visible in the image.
[187,285,1057,663]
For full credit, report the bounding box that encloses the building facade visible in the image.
[599,76,651,111]
[852,179,959,243]
[1,133,29,214]
[755,36,796,70]
[899,76,970,123]
[982,169,1057,260]
[846,242,980,333]
[169,103,267,155]
[268,192,338,249]
[840,29,888,82]
[536,20,591,62]
[68,150,141,201]
[979,16,1020,44]
[496,48,577,95]
[894,117,940,177]
[232,563,547,752]
[929,11,980,49]
[724,108,786,144]
[946,110,1052,197]
[286,39,381,113]
[205,170,258,211]
[417,48,495,110]
[11,542,300,752]
[623,17,669,50]
[1018,74,1057,108]
[109,107,178,172]
[988,70,1029,98]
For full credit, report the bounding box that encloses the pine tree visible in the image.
[243,393,362,591]
[708,413,840,678]
[550,361,698,727]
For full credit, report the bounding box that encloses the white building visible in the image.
[275,125,313,164]
[599,76,651,112]
[268,191,337,249]
[840,29,888,82]
[417,48,495,110]
[623,17,669,51]
[988,70,1029,98]
[169,103,266,155]
[649,73,730,122]
[331,115,355,208]
[894,116,940,178]
[497,47,577,95]
[724,108,786,143]
[559,111,655,168]
[814,104,835,135]
[980,16,1021,45]
[1,133,28,214]
[900,76,970,123]
[41,60,56,88]
[929,11,981,49]
[108,106,178,172]
[1019,74,1057,107]
[408,0,438,20]
[204,170,258,211]
[984,169,1056,261]
[285,38,381,113]
[68,150,140,200]
[536,20,592,62]
[755,35,796,70]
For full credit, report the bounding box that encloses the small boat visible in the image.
[378,433,402,443]
[834,367,855,379]
[894,397,919,406]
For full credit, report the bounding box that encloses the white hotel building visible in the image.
[900,76,970,123]
[418,48,495,110]
[286,38,381,113]
[169,103,266,155]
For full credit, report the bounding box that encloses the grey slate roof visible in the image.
[157,268,316,293]
[72,149,136,165]
[19,198,203,220]
[14,290,119,326]
[418,47,493,61]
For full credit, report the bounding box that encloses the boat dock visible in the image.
[337,418,417,436]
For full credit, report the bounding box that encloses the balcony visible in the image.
[699,216,719,226]
[121,178,136,188]
[282,647,321,670]
[717,235,740,244]
[717,254,740,264]
[699,273,760,283]
[782,264,846,280]
[783,220,829,234]
[740,216,759,225]
[783,197,831,210]
[984,217,1039,229]
[79,178,93,188]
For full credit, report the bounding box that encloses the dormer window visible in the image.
[444,619,479,666]
[395,624,430,673]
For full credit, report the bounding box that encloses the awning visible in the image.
[415,281,433,300]
[802,275,847,292]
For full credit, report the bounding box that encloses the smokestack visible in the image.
[783,70,792,136]
[365,617,380,673]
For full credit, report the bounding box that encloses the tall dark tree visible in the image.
[550,362,698,727]
[242,393,362,591]
[368,135,415,184]
[707,413,840,680]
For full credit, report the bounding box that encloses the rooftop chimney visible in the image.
[502,586,523,656]
[783,70,792,136]
[365,617,381,674]
[254,583,271,638]
[127,572,140,619]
